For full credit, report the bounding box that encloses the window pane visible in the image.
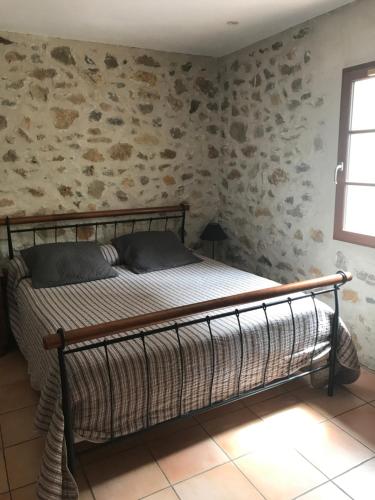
[347,132,375,183]
[344,185,375,236]
[351,77,375,131]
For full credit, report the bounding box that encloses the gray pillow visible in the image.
[112,231,201,274]
[21,242,118,289]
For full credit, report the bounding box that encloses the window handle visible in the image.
[335,162,344,184]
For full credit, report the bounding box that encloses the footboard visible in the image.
[43,270,351,475]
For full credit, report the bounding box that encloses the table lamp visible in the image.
[200,222,228,259]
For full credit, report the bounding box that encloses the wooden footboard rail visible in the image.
[44,270,351,476]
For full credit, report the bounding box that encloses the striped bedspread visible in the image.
[7,248,359,499]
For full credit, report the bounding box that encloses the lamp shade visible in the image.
[200,222,228,242]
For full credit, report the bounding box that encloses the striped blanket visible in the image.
[7,247,359,499]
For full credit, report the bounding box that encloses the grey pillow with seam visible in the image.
[112,230,201,274]
[21,242,118,289]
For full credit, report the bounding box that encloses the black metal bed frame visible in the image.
[3,205,348,480]
[5,209,186,260]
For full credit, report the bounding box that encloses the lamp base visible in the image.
[211,241,215,259]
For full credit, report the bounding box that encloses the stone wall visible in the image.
[1,0,374,369]
[218,0,375,369]
[0,31,220,251]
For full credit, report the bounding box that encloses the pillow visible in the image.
[99,244,119,266]
[112,230,201,274]
[21,242,118,289]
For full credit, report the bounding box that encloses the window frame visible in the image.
[334,60,375,248]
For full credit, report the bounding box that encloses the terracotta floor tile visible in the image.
[4,437,44,490]
[0,381,38,415]
[0,452,8,494]
[76,467,95,500]
[149,425,228,484]
[79,434,142,465]
[141,416,196,443]
[242,385,287,406]
[0,406,39,447]
[333,404,375,451]
[235,447,325,500]
[10,483,37,500]
[344,368,375,402]
[194,399,245,423]
[296,421,373,478]
[143,487,179,500]
[334,457,375,499]
[0,494,10,500]
[84,445,168,500]
[174,462,263,500]
[297,482,350,499]
[201,407,269,459]
[0,352,28,388]
[250,393,326,448]
[293,386,364,418]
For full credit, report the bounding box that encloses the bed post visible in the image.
[5,217,14,260]
[57,328,76,476]
[180,204,187,244]
[328,272,345,396]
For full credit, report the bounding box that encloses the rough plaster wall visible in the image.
[0,31,221,252]
[218,0,375,369]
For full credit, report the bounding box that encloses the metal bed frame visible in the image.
[2,203,352,478]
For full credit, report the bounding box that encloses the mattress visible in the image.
[7,253,359,499]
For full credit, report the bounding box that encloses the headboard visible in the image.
[0,203,189,260]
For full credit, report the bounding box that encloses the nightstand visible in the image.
[0,270,10,355]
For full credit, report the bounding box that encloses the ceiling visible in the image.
[0,0,354,57]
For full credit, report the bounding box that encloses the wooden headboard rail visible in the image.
[0,203,189,226]
[43,271,352,350]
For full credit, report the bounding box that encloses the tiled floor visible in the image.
[1,351,375,499]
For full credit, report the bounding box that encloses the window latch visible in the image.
[334,163,344,184]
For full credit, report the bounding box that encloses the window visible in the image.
[334,61,375,247]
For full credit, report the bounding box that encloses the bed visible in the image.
[3,204,359,500]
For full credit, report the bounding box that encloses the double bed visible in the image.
[3,204,359,500]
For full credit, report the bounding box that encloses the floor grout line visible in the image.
[292,479,354,499]
[215,393,375,500]
[295,437,374,491]
[0,402,38,418]
[77,457,97,500]
[302,399,368,420]
[343,384,375,404]
[292,478,331,499]
[330,455,375,482]
[144,438,174,491]
[325,407,375,454]
[138,486,180,500]
[230,459,267,500]
[152,421,232,487]
[3,435,43,452]
[16,399,375,500]
[168,461,231,488]
[0,425,11,496]
[2,361,375,500]
[8,480,37,494]
[198,421,267,499]
[332,481,355,500]
[134,389,374,499]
